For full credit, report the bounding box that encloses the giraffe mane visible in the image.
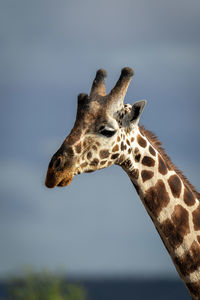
[139,125,200,200]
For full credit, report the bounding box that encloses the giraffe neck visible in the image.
[120,126,200,300]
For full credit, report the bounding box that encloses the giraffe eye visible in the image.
[99,126,116,138]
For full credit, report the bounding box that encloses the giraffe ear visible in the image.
[129,100,147,124]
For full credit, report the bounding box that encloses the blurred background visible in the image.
[0,0,199,299]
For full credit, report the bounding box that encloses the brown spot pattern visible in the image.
[83,140,87,148]
[144,179,170,217]
[135,153,141,162]
[158,155,168,175]
[117,154,125,165]
[142,156,155,167]
[184,186,195,206]
[128,148,131,154]
[131,137,134,142]
[141,170,154,182]
[134,147,139,154]
[137,135,147,148]
[192,204,200,231]
[121,142,127,151]
[100,150,110,159]
[197,236,200,244]
[117,136,120,142]
[149,145,156,156]
[122,159,132,169]
[168,174,182,198]
[100,160,107,165]
[126,139,130,146]
[111,153,119,160]
[80,162,88,168]
[90,158,99,166]
[139,125,200,201]
[87,152,92,159]
[133,169,139,180]
[161,205,190,249]
[75,142,82,154]
[175,241,200,276]
[92,145,97,151]
[66,147,74,157]
[112,144,119,152]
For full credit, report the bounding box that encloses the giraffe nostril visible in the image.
[54,157,62,169]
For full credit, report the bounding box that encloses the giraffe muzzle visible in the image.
[45,168,74,188]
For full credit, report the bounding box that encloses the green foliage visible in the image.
[2,270,87,300]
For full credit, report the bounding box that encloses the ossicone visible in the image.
[90,68,107,97]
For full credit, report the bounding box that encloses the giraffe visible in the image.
[45,67,200,299]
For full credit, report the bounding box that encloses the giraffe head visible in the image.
[45,67,146,188]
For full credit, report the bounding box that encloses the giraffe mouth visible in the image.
[57,176,73,187]
[45,168,74,188]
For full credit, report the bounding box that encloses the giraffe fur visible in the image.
[45,67,200,300]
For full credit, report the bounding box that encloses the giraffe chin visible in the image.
[57,176,73,187]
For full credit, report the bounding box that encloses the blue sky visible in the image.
[0,0,200,278]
